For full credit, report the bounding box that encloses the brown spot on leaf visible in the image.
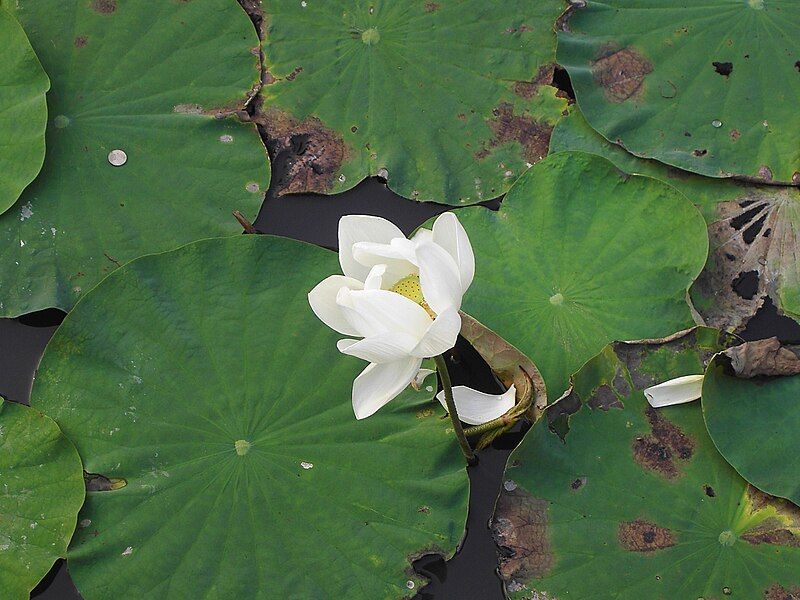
[764,584,800,600]
[253,105,349,195]
[424,1,440,12]
[84,471,126,492]
[478,103,552,164]
[730,129,740,141]
[593,47,653,103]
[570,477,586,490]
[632,407,694,479]
[587,383,624,411]
[492,487,555,581]
[513,64,555,99]
[74,36,88,48]
[90,0,116,14]
[713,61,734,77]
[618,519,676,552]
[285,66,303,82]
[237,0,265,38]
[759,165,774,182]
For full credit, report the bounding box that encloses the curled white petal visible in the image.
[436,385,517,425]
[338,215,405,281]
[307,275,364,336]
[352,357,422,419]
[363,264,387,291]
[351,238,418,286]
[644,375,704,408]
[416,241,463,314]
[432,212,475,292]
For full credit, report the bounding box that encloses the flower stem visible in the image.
[434,354,477,466]
[462,414,512,438]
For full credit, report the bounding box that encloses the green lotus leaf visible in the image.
[552,109,800,332]
[0,400,85,600]
[703,349,800,506]
[0,7,48,217]
[30,235,468,599]
[453,151,708,400]
[258,0,567,203]
[0,0,268,318]
[558,0,800,183]
[493,329,800,599]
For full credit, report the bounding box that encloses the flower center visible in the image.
[390,275,436,317]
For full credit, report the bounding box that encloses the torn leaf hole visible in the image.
[732,271,760,300]
[85,471,127,492]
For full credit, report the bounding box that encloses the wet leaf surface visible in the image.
[30,235,468,599]
[0,6,48,216]
[0,0,268,317]
[453,151,708,401]
[257,0,567,204]
[558,0,800,183]
[0,400,85,600]
[494,329,800,598]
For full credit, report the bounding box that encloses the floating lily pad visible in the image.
[0,400,85,600]
[493,329,800,599]
[0,0,268,317]
[0,7,48,217]
[30,235,468,599]
[453,151,708,400]
[258,0,567,203]
[558,0,800,183]
[552,109,800,332]
[703,348,800,506]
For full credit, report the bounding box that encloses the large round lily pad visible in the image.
[703,349,800,506]
[31,235,468,599]
[0,6,48,216]
[552,108,800,333]
[493,329,800,599]
[0,0,268,318]
[558,0,800,184]
[454,151,708,400]
[258,0,567,203]
[0,400,85,600]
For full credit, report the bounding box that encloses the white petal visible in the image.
[338,215,405,281]
[363,264,387,291]
[433,212,475,292]
[351,238,418,285]
[411,227,434,245]
[644,375,704,408]
[308,275,364,336]
[411,308,461,358]
[352,357,422,419]
[436,385,517,425]
[337,332,419,363]
[336,288,432,339]
[416,241,463,314]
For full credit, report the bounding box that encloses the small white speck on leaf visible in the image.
[20,202,33,221]
[122,546,133,556]
[79,519,92,528]
[300,461,313,470]
[19,240,25,247]
[108,149,128,167]
[503,480,517,492]
[219,134,233,143]
[338,174,346,183]
[246,182,260,193]
[406,581,415,590]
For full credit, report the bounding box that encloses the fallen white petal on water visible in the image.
[644,374,704,408]
[436,384,516,425]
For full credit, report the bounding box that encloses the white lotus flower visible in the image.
[644,375,704,408]
[308,213,475,419]
[436,385,517,425]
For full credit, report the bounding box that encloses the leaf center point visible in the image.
[234,439,252,456]
[361,27,380,45]
[549,292,565,306]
